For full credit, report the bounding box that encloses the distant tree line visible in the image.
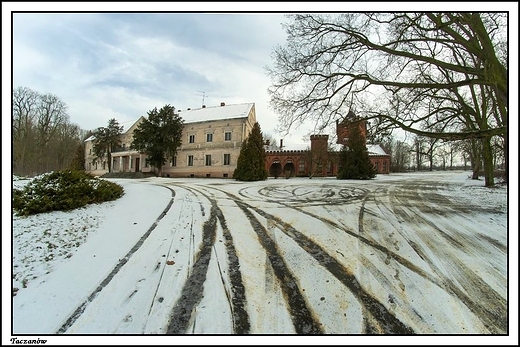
[12,86,88,177]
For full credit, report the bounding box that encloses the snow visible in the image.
[5,171,517,345]
[367,144,388,156]
[179,103,254,124]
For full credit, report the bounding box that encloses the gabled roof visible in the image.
[179,103,254,124]
[367,144,389,156]
[84,103,254,142]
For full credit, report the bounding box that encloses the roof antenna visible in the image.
[197,91,208,108]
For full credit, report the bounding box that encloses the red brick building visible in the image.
[265,112,391,177]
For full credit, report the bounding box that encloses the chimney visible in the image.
[220,102,225,106]
[280,139,284,149]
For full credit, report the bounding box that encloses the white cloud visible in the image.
[10,12,300,142]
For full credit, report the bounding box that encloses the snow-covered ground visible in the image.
[6,171,517,345]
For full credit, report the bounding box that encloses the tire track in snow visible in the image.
[165,185,250,334]
[259,188,437,286]
[56,185,176,334]
[165,200,216,334]
[210,186,412,334]
[234,201,324,334]
[143,188,195,330]
[375,183,507,334]
[232,197,413,334]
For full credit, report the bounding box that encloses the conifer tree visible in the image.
[68,143,86,171]
[92,118,124,173]
[233,122,268,181]
[337,120,377,180]
[131,104,184,177]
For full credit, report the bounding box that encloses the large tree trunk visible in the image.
[415,142,421,171]
[470,139,481,180]
[482,136,495,187]
[107,150,112,173]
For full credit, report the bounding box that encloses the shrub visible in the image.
[12,170,124,216]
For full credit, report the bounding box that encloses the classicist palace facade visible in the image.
[85,103,390,178]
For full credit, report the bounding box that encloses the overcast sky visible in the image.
[9,10,300,142]
[5,3,517,150]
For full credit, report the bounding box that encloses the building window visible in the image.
[223,173,228,178]
[299,160,305,173]
[225,132,232,141]
[382,161,387,172]
[205,154,212,166]
[224,154,231,165]
[89,148,92,155]
[206,133,213,142]
[130,158,133,169]
[189,135,195,143]
[188,155,194,166]
[171,156,177,167]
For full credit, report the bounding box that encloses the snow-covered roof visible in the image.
[367,144,388,156]
[84,104,254,142]
[178,103,254,124]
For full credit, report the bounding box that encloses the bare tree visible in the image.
[263,132,278,147]
[267,13,507,186]
[12,87,83,176]
[378,136,411,172]
[35,93,70,173]
[13,87,39,175]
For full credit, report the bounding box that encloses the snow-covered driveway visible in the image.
[12,172,508,335]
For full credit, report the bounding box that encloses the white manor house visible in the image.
[85,102,257,178]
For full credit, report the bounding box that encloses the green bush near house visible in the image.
[13,170,124,216]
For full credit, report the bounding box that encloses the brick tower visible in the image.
[310,134,329,177]
[336,110,367,146]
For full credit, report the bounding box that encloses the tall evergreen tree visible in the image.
[337,120,377,180]
[92,118,124,173]
[68,142,86,171]
[131,104,184,177]
[234,122,268,181]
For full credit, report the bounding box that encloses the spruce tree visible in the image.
[233,122,268,181]
[337,120,377,180]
